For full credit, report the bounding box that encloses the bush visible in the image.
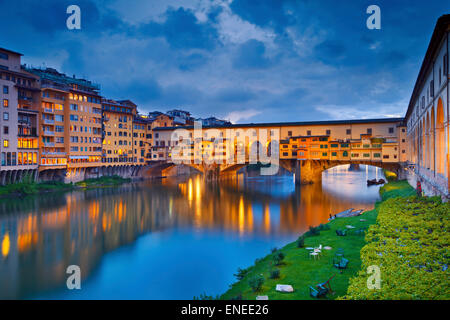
[270,268,280,279]
[297,236,305,248]
[342,196,450,300]
[271,247,278,253]
[248,275,265,292]
[318,223,330,231]
[305,226,320,236]
[273,251,285,266]
[234,267,249,281]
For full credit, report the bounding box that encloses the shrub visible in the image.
[342,196,450,300]
[270,268,280,279]
[318,223,330,231]
[306,226,320,236]
[234,267,249,281]
[273,251,285,266]
[271,247,278,253]
[248,275,265,292]
[297,236,305,248]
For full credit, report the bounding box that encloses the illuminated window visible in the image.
[3,99,8,107]
[3,139,8,147]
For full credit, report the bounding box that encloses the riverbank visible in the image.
[0,175,131,198]
[220,180,416,300]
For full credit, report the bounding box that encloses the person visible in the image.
[416,179,422,197]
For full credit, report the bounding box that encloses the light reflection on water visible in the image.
[0,165,384,299]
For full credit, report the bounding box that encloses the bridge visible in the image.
[147,117,408,184]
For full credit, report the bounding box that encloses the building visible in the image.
[166,109,193,126]
[404,14,450,197]
[0,48,40,184]
[152,118,406,164]
[28,67,103,182]
[102,99,136,165]
[197,117,231,127]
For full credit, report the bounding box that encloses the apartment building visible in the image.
[0,48,40,184]
[28,67,103,182]
[102,99,136,165]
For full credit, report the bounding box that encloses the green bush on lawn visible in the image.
[341,196,449,300]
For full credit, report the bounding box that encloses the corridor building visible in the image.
[405,14,450,197]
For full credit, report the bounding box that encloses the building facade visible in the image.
[0,48,40,184]
[102,99,136,165]
[405,14,450,197]
[28,67,103,182]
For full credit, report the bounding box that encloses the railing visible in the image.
[42,131,54,136]
[42,152,67,156]
[44,119,55,125]
[43,108,54,113]
[44,142,55,147]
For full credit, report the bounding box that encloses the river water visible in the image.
[0,165,385,299]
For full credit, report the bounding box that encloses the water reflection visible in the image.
[0,165,384,299]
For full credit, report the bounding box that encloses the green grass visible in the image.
[383,169,398,182]
[0,175,131,196]
[220,180,415,300]
[0,180,73,196]
[75,175,131,188]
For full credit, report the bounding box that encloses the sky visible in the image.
[0,0,449,123]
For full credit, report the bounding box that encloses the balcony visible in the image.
[44,119,55,125]
[44,142,55,147]
[18,96,33,102]
[42,151,67,156]
[42,130,54,136]
[43,108,54,113]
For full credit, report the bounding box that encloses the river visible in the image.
[0,165,385,299]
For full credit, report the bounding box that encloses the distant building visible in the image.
[102,99,136,165]
[197,117,232,127]
[167,109,193,126]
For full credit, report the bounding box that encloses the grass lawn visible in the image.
[0,175,131,197]
[220,180,416,300]
[75,175,131,188]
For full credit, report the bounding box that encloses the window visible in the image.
[288,131,292,137]
[346,129,351,135]
[444,54,449,75]
[0,52,8,60]
[3,86,8,94]
[332,152,337,157]
[326,130,331,135]
[3,99,8,107]
[322,152,327,157]
[307,130,311,136]
[3,112,8,120]
[3,139,9,148]
[367,128,372,134]
[383,155,389,159]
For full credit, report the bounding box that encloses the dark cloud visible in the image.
[233,39,273,69]
[215,88,255,103]
[137,7,220,50]
[1,0,449,123]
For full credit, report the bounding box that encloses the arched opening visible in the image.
[249,140,262,163]
[267,140,279,157]
[436,98,445,175]
[431,106,435,172]
[426,112,430,169]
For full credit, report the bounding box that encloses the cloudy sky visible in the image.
[1,0,449,123]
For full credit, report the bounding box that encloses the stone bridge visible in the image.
[142,159,404,185]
